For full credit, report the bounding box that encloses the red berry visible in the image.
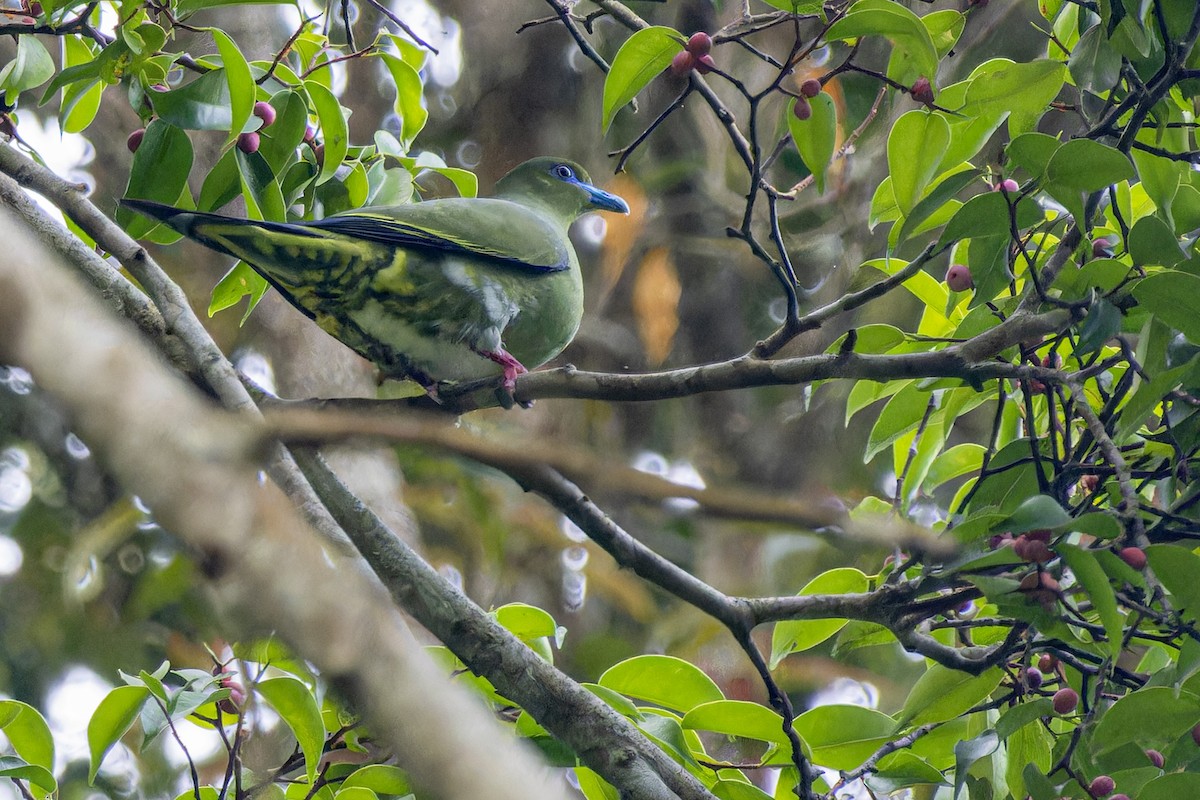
[792,97,812,121]
[694,54,716,74]
[946,264,973,292]
[1109,795,1131,800]
[1014,536,1054,563]
[685,32,712,57]
[1088,775,1115,797]
[995,178,1019,193]
[1052,687,1078,714]
[1026,528,1053,543]
[670,50,695,77]
[1037,653,1057,673]
[1145,749,1164,768]
[911,76,934,107]
[252,101,276,127]
[800,78,822,98]
[127,128,145,153]
[1118,546,1147,570]
[236,131,260,154]
[1025,666,1044,688]
[29,1,43,15]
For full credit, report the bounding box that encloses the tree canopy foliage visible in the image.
[2,1,1200,799]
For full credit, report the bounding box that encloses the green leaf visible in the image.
[1090,687,1200,753]
[88,685,150,782]
[1069,24,1123,95]
[340,765,410,796]
[1006,132,1061,179]
[0,36,55,95]
[1005,721,1053,800]
[209,262,269,323]
[924,444,985,490]
[209,28,253,144]
[867,752,946,794]
[118,120,194,240]
[1129,214,1187,267]
[1057,544,1123,660]
[888,110,950,215]
[1139,773,1200,800]
[377,53,427,148]
[58,36,104,133]
[792,705,896,769]
[769,568,870,667]
[681,700,789,745]
[176,0,296,14]
[582,683,642,719]
[0,757,56,797]
[601,27,683,132]
[599,655,723,712]
[1145,545,1200,622]
[1133,272,1200,345]
[960,59,1067,121]
[151,70,236,130]
[952,730,998,800]
[994,699,1054,739]
[895,665,1003,729]
[937,191,1043,247]
[788,93,837,193]
[257,677,326,784]
[824,2,938,86]
[865,382,932,462]
[1001,494,1070,533]
[895,168,979,245]
[1044,139,1136,222]
[0,702,53,773]
[307,80,349,185]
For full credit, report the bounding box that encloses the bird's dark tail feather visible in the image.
[119,198,318,240]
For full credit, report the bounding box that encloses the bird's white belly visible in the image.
[349,299,501,382]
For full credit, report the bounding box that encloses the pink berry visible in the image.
[669,50,695,77]
[685,32,712,57]
[314,143,325,165]
[792,97,812,120]
[303,123,316,144]
[1025,667,1044,688]
[1145,749,1164,768]
[1109,795,1131,800]
[1037,653,1057,673]
[1026,528,1053,543]
[1088,775,1115,797]
[252,101,276,127]
[995,178,1019,193]
[694,54,716,74]
[800,78,822,98]
[236,131,260,154]
[911,76,934,107]
[127,128,145,153]
[1052,687,1078,714]
[946,264,973,292]
[1093,238,1115,258]
[1118,546,1146,570]
[1013,536,1054,563]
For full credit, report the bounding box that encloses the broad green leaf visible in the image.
[757,0,824,12]
[1145,545,1200,622]
[824,3,938,85]
[1139,773,1200,800]
[636,712,700,767]
[151,70,236,130]
[257,90,309,175]
[332,788,375,800]
[788,93,837,193]
[494,603,558,641]
[888,110,950,215]
[237,148,286,221]
[1057,544,1122,659]
[960,59,1067,121]
[58,36,104,133]
[712,780,774,800]
[209,261,269,323]
[88,685,150,782]
[895,167,979,245]
[924,444,985,490]
[994,698,1054,739]
[770,568,870,667]
[952,730,998,800]
[601,27,683,132]
[867,752,946,794]
[0,702,53,772]
[306,80,348,185]
[257,677,326,784]
[1133,272,1200,345]
[1006,132,1061,179]
[1129,214,1187,267]
[1001,494,1070,533]
[1069,24,1122,95]
[681,700,789,745]
[176,0,295,14]
[937,191,1043,247]
[827,324,906,355]
[377,53,427,148]
[575,767,620,800]
[865,382,932,462]
[0,36,55,95]
[599,655,723,712]
[792,705,896,769]
[582,683,642,719]
[117,120,194,240]
[1091,687,1200,753]
[1044,138,1135,222]
[0,757,55,797]
[209,28,253,144]
[895,665,1003,729]
[831,620,895,658]
[1005,721,1052,800]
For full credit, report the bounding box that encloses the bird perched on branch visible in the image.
[123,157,629,400]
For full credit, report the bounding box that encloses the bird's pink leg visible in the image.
[479,347,528,392]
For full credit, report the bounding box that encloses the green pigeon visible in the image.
[122,157,629,395]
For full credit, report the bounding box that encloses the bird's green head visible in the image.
[494,157,629,222]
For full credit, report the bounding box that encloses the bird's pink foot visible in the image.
[480,347,528,392]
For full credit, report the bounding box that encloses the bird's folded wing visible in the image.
[307,198,571,274]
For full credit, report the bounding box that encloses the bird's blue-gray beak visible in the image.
[579,181,630,214]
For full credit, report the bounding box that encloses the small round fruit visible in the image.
[1118,546,1147,570]
[1109,795,1131,800]
[800,78,822,98]
[314,143,325,165]
[946,264,973,292]
[236,131,260,154]
[1026,529,1052,543]
[1093,237,1115,258]
[252,101,277,127]
[911,76,934,107]
[792,97,812,121]
[1079,474,1099,492]
[1052,687,1079,714]
[29,1,43,15]
[694,54,716,74]
[1014,536,1054,564]
[1025,666,1044,689]
[685,32,712,56]
[1145,749,1164,768]
[670,50,695,77]
[1088,775,1115,797]
[1037,653,1057,673]
[303,123,317,143]
[1191,722,1200,746]
[126,128,145,153]
[995,178,1019,193]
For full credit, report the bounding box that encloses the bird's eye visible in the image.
[553,164,575,181]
